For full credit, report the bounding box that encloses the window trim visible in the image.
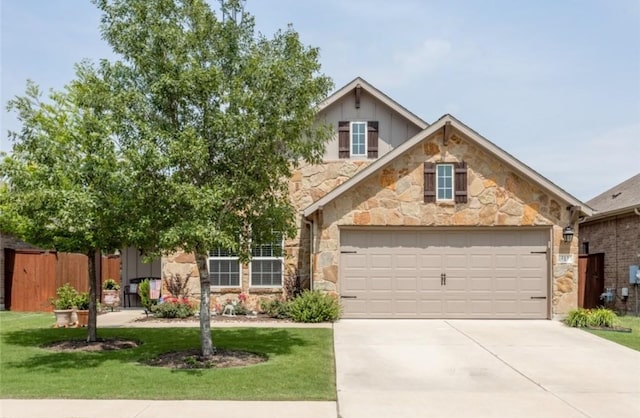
[208,250,241,288]
[249,237,284,288]
[436,163,454,201]
[350,121,367,157]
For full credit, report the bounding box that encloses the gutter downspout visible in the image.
[303,216,314,291]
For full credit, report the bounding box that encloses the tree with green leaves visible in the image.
[92,0,333,356]
[0,64,126,342]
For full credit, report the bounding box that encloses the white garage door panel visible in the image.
[340,229,549,319]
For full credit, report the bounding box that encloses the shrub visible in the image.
[260,298,290,319]
[138,279,158,314]
[50,283,78,310]
[75,292,90,310]
[565,307,618,328]
[152,297,197,318]
[287,290,340,323]
[102,278,120,290]
[589,307,618,328]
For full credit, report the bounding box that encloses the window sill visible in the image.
[248,288,283,294]
[436,201,456,207]
[210,287,242,294]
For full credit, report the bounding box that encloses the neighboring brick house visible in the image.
[158,77,592,319]
[579,174,640,314]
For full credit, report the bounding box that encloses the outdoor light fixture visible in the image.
[562,226,574,243]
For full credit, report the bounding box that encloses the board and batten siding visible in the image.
[319,89,422,160]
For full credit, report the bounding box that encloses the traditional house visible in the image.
[154,77,593,319]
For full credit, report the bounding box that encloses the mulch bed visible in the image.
[134,313,290,324]
[44,336,268,369]
[144,348,266,369]
[44,338,140,352]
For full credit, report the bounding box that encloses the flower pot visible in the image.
[53,309,73,328]
[76,310,89,327]
[103,289,121,309]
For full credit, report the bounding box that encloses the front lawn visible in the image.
[586,315,640,352]
[0,312,336,400]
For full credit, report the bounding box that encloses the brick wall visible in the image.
[580,213,640,313]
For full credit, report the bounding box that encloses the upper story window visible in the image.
[338,121,378,159]
[351,122,367,156]
[437,164,454,200]
[424,162,468,204]
[250,234,284,287]
[208,248,240,287]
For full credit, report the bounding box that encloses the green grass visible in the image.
[0,312,336,400]
[586,315,640,352]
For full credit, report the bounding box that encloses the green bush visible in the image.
[589,307,618,327]
[565,307,618,328]
[287,290,340,323]
[50,283,78,310]
[139,279,158,314]
[260,298,290,319]
[75,292,90,310]
[151,297,197,318]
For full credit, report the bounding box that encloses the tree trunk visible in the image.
[87,249,99,342]
[196,251,214,357]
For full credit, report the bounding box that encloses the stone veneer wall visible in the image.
[308,131,579,316]
[580,213,640,313]
[162,130,581,316]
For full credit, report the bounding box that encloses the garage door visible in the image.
[340,228,549,319]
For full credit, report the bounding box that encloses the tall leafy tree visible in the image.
[1,64,125,342]
[93,0,333,356]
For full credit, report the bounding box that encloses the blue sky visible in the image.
[2,0,639,202]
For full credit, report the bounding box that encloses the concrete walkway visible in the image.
[334,319,640,418]
[1,310,336,418]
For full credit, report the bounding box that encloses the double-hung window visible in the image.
[350,122,367,156]
[424,161,468,203]
[250,235,284,287]
[436,164,454,201]
[208,248,240,287]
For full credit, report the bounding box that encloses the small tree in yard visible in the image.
[92,0,333,357]
[0,68,126,342]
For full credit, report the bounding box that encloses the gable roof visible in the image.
[303,114,593,218]
[319,77,429,130]
[583,173,640,221]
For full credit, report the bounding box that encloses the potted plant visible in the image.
[50,283,78,328]
[75,292,90,327]
[102,278,121,309]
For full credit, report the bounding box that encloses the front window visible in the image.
[351,122,367,156]
[208,248,240,287]
[437,164,453,200]
[251,235,283,287]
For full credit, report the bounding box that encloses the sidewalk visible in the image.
[96,308,332,328]
[0,399,337,418]
[1,310,337,418]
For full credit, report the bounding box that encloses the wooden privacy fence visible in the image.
[4,250,120,312]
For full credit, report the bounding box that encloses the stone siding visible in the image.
[308,131,579,316]
[580,213,640,313]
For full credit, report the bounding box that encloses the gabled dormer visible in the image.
[317,77,429,161]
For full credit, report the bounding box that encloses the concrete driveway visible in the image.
[334,320,640,418]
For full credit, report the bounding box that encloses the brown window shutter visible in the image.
[424,162,436,203]
[338,121,350,158]
[367,121,379,158]
[454,162,468,203]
